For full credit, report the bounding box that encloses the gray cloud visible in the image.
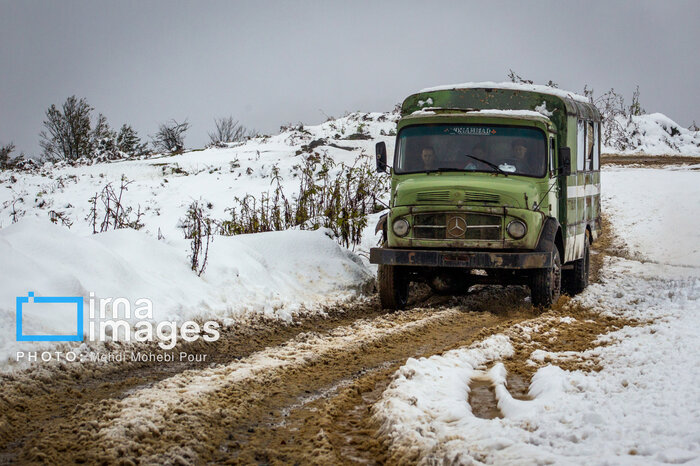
[1,0,698,156]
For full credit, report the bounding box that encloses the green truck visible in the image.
[370,83,601,309]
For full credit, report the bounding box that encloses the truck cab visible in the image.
[370,83,601,309]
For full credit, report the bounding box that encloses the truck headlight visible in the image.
[507,220,527,239]
[392,218,410,237]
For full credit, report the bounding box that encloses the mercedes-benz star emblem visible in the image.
[447,216,467,238]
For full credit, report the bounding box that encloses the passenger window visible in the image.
[593,122,600,170]
[586,122,594,170]
[576,120,585,172]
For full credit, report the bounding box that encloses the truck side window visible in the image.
[576,120,585,172]
[586,121,595,171]
[549,137,555,174]
[593,122,600,170]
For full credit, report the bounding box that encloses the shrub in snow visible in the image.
[151,119,190,154]
[219,152,388,249]
[48,209,73,228]
[178,200,214,276]
[86,175,145,233]
[207,116,251,147]
[0,142,23,170]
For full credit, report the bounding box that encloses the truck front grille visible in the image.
[413,213,502,240]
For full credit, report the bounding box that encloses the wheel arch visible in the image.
[536,217,564,260]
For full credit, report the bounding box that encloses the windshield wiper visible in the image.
[463,154,508,176]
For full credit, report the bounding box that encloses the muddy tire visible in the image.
[564,230,590,295]
[530,245,561,308]
[378,264,409,310]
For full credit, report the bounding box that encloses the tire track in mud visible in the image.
[210,214,638,465]
[0,286,531,464]
[0,299,393,463]
[0,214,640,465]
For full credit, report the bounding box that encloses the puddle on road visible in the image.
[469,379,502,419]
[468,373,531,420]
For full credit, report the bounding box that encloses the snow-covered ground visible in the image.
[373,166,700,464]
[0,112,396,367]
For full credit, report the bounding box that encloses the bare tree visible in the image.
[628,85,645,117]
[39,96,94,160]
[208,116,249,146]
[151,119,190,154]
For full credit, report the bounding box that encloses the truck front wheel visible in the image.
[530,246,561,308]
[378,264,409,310]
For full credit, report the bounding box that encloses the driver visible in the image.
[420,146,438,170]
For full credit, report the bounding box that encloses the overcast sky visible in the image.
[1,0,698,157]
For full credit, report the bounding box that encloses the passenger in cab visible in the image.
[420,146,438,170]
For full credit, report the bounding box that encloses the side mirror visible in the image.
[375,142,387,173]
[559,147,571,177]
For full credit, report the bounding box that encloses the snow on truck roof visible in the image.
[418,81,590,104]
[410,108,552,120]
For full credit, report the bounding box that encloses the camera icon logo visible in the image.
[16,292,84,342]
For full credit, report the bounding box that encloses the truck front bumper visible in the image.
[369,248,551,269]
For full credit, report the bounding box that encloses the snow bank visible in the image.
[0,217,372,366]
[604,112,700,156]
[374,167,700,464]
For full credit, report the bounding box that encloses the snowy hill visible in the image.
[0,111,398,238]
[603,112,700,155]
[0,112,397,366]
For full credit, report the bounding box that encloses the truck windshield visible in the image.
[395,124,547,177]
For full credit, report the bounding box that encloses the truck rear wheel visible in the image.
[530,246,561,308]
[564,230,590,295]
[378,264,409,310]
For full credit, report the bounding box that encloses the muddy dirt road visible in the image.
[0,218,637,465]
